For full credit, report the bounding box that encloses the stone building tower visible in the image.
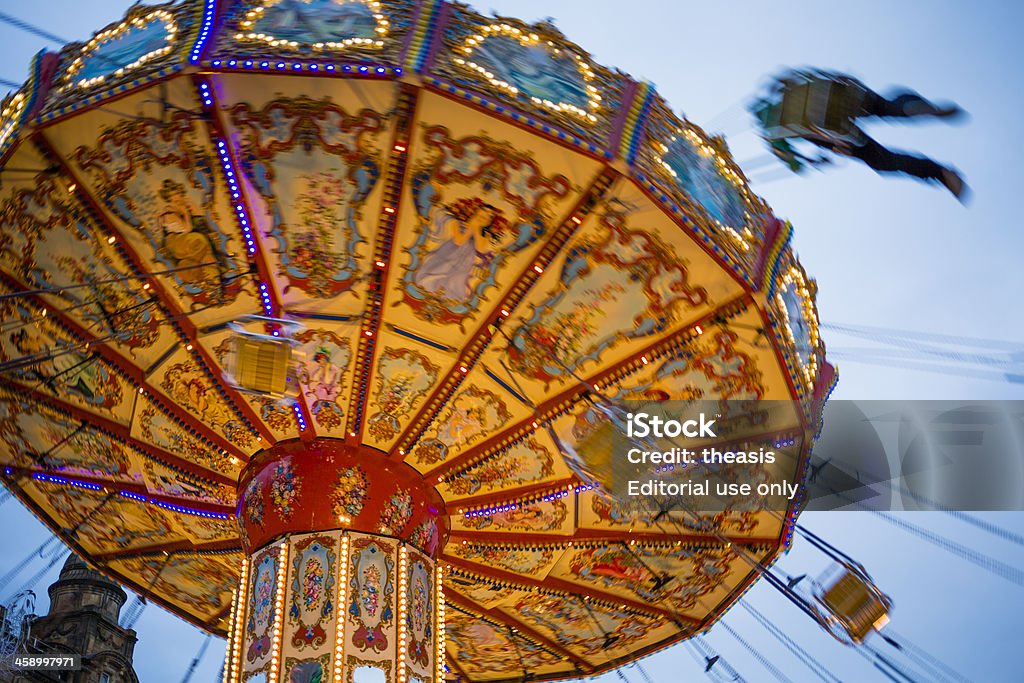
[1,555,140,683]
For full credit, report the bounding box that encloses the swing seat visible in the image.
[758,75,868,146]
[818,568,892,643]
[570,421,619,490]
[232,335,293,396]
[222,316,305,400]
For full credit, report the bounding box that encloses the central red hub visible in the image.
[236,439,447,556]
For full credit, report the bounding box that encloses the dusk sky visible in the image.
[1,1,1022,681]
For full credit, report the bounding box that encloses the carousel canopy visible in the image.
[0,1,833,681]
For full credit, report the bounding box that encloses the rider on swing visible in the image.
[752,68,967,201]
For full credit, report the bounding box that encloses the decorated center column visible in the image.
[225,440,447,683]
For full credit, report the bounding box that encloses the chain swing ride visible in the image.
[0,1,1010,682]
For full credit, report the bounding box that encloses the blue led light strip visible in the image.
[210,59,401,76]
[188,0,217,64]
[32,473,103,491]
[462,483,596,519]
[293,403,307,431]
[12,471,231,519]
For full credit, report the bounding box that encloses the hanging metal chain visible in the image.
[0,537,61,595]
[738,601,841,683]
[882,479,1024,548]
[716,619,795,683]
[882,629,973,683]
[870,512,1024,587]
[5,547,69,603]
[179,633,212,683]
[689,637,747,682]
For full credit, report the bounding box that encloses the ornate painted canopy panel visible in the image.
[0,2,834,681]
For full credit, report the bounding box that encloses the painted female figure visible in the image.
[413,198,507,303]
[157,179,229,292]
[304,347,341,403]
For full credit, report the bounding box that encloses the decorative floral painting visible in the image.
[645,331,764,402]
[412,385,511,465]
[585,493,657,529]
[46,486,178,550]
[241,476,265,547]
[0,301,124,413]
[246,548,280,665]
[376,488,413,535]
[289,535,336,650]
[446,611,561,675]
[230,96,383,298]
[401,126,570,326]
[508,205,707,384]
[74,115,246,308]
[349,538,394,652]
[446,436,554,497]
[0,176,161,353]
[136,400,238,473]
[181,515,238,544]
[366,347,438,443]
[141,455,229,504]
[160,358,254,448]
[407,518,437,555]
[460,500,567,533]
[118,554,237,618]
[270,457,302,520]
[448,544,556,577]
[561,331,764,454]
[329,465,367,521]
[57,427,136,478]
[405,556,433,669]
[6,408,134,480]
[513,593,656,656]
[444,573,526,609]
[296,329,353,429]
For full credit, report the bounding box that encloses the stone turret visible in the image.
[46,556,128,626]
[2,554,140,683]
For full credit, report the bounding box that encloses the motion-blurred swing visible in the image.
[221,315,306,402]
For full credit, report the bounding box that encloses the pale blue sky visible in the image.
[1,1,1022,681]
